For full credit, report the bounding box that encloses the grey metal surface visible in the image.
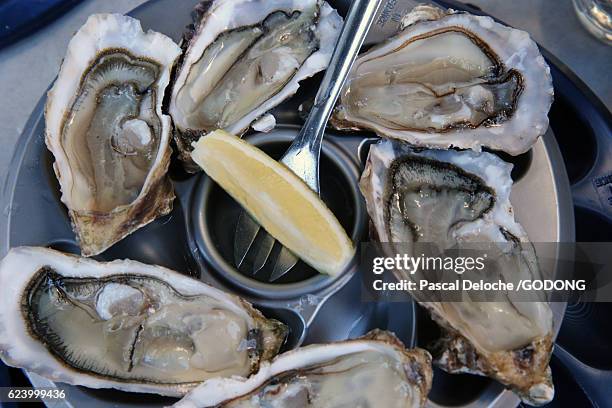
[0,0,576,407]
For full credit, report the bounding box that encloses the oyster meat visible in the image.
[0,247,287,396]
[45,14,181,256]
[333,5,553,155]
[169,0,342,170]
[360,140,554,405]
[174,330,432,408]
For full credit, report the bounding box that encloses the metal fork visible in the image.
[233,0,381,282]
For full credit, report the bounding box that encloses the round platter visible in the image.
[0,0,575,407]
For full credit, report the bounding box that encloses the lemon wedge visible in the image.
[191,130,354,276]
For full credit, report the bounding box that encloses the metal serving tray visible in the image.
[0,0,579,407]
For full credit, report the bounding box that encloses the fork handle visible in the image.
[281,0,381,192]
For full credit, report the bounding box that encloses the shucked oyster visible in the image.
[360,140,554,405]
[0,247,287,396]
[333,5,553,155]
[169,0,342,170]
[45,14,181,256]
[174,330,432,408]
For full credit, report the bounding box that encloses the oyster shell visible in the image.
[169,0,342,170]
[45,14,181,256]
[174,330,432,408]
[0,247,287,396]
[360,140,554,405]
[333,6,553,155]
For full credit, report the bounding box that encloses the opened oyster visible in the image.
[169,0,342,170]
[0,247,287,396]
[174,330,432,407]
[360,140,554,405]
[45,14,181,256]
[333,5,553,155]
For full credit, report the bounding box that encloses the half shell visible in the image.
[333,6,553,155]
[174,330,432,408]
[45,14,181,256]
[360,140,554,405]
[0,247,287,396]
[169,0,342,170]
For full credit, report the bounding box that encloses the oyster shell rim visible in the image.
[332,7,554,156]
[0,246,287,397]
[174,329,433,407]
[168,0,343,170]
[44,13,182,256]
[358,139,556,406]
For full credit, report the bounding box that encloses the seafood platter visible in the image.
[7,0,610,406]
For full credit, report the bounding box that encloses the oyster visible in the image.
[45,14,181,256]
[174,330,432,408]
[0,247,287,396]
[360,140,554,405]
[333,6,553,155]
[169,0,342,170]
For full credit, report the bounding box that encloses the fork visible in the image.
[233,0,381,282]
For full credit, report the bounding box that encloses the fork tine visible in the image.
[233,211,260,268]
[269,247,299,282]
[251,233,275,274]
